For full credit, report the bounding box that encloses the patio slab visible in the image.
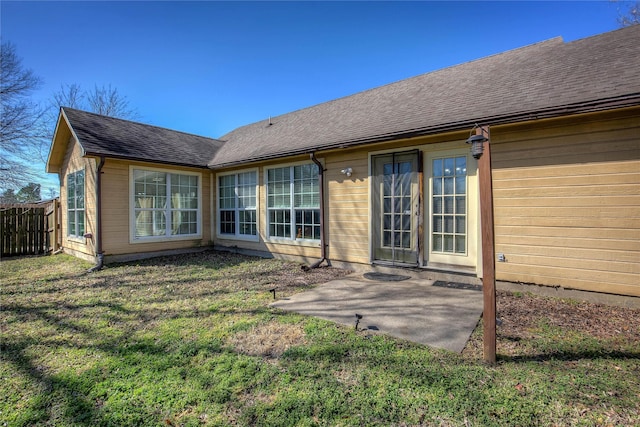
[271,273,484,353]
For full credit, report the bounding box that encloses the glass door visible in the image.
[371,151,420,265]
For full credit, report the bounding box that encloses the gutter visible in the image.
[88,156,106,272]
[306,152,329,270]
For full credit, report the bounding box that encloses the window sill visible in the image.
[216,234,260,243]
[67,236,86,244]
[130,234,203,244]
[265,237,321,248]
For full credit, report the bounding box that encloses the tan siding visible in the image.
[492,111,640,296]
[101,160,213,256]
[325,152,370,264]
[60,137,96,259]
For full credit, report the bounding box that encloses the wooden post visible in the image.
[477,126,496,364]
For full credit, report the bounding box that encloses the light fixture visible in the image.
[341,167,353,177]
[466,133,488,159]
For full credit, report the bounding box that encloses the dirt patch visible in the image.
[227,321,307,358]
[463,291,640,359]
[261,264,353,295]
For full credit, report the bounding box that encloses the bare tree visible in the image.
[53,83,85,110]
[87,84,138,119]
[0,42,45,192]
[616,1,640,26]
[32,83,140,165]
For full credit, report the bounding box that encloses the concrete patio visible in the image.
[271,273,484,353]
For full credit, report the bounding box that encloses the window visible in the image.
[132,169,200,239]
[267,164,320,240]
[432,156,467,254]
[218,171,257,238]
[67,169,85,238]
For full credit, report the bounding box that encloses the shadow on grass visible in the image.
[1,250,322,425]
[0,339,100,425]
[499,349,640,363]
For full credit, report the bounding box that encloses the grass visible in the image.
[1,251,639,426]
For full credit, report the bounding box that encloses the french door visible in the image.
[371,151,420,265]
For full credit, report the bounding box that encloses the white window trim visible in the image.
[425,149,478,267]
[215,168,260,242]
[66,168,86,241]
[264,160,322,246]
[129,166,202,244]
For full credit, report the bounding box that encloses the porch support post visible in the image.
[477,125,496,364]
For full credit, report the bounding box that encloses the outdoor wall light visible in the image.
[466,133,488,159]
[341,167,353,177]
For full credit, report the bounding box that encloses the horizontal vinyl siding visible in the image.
[61,137,96,259]
[491,111,640,296]
[325,154,370,264]
[102,160,213,256]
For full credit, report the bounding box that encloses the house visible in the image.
[46,26,640,297]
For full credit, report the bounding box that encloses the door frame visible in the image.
[369,149,421,266]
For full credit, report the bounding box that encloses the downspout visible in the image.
[88,156,106,272]
[307,152,329,269]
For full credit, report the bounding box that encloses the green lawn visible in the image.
[1,252,638,426]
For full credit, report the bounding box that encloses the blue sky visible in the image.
[0,1,628,191]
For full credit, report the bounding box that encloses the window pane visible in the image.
[455,216,466,234]
[455,176,466,194]
[444,196,454,214]
[294,164,319,208]
[239,210,257,236]
[455,236,466,254]
[153,211,166,235]
[433,197,442,214]
[269,209,290,238]
[433,216,442,233]
[432,159,443,177]
[444,177,454,194]
[172,210,197,235]
[294,209,320,239]
[77,210,85,236]
[220,210,235,234]
[433,178,442,195]
[443,158,454,176]
[267,167,290,208]
[68,214,76,237]
[171,174,197,209]
[67,175,75,210]
[443,235,454,252]
[76,172,85,208]
[444,216,454,233]
[432,234,442,252]
[455,157,467,175]
[455,196,466,215]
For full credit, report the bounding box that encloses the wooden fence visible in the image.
[0,199,60,257]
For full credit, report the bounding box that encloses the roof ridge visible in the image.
[61,107,222,142]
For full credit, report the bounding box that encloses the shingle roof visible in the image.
[210,25,640,168]
[61,108,224,168]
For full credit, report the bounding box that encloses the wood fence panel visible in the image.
[0,200,59,257]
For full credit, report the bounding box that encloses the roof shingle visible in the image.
[210,25,640,168]
[61,108,224,168]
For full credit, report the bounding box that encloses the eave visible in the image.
[208,93,640,170]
